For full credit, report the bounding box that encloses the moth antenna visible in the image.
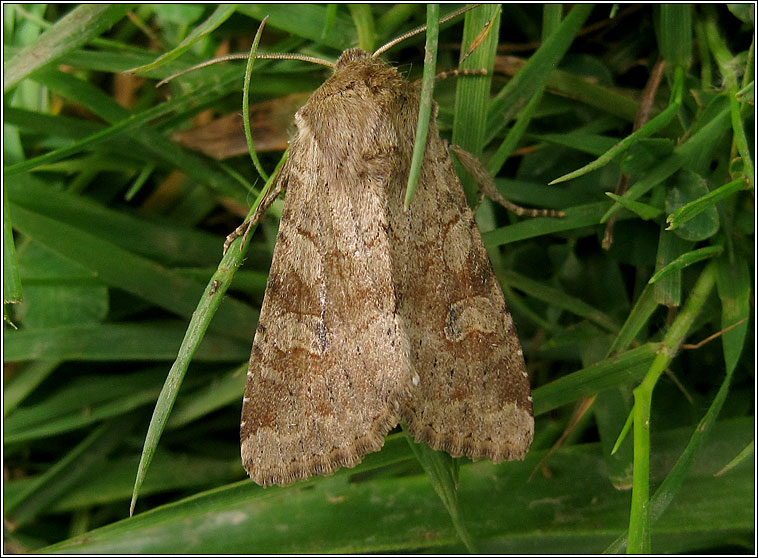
[251,53,334,68]
[372,4,480,58]
[156,53,333,87]
[448,144,566,218]
[157,54,249,87]
[435,68,488,81]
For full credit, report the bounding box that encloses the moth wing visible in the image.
[395,128,534,463]
[240,152,413,486]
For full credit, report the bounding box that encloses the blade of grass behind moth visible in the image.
[375,5,419,40]
[486,4,559,176]
[126,5,238,74]
[3,4,130,92]
[237,4,357,51]
[729,92,754,188]
[606,283,659,356]
[404,4,439,208]
[403,425,476,554]
[481,200,611,246]
[243,16,270,181]
[320,4,338,40]
[451,4,499,205]
[129,153,288,516]
[701,5,755,189]
[402,7,473,550]
[714,440,754,477]
[8,205,257,341]
[348,4,376,53]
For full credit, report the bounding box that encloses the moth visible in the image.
[238,22,535,487]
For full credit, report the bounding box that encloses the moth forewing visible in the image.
[241,32,533,487]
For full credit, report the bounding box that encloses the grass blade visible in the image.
[243,16,271,181]
[129,154,287,515]
[405,428,476,553]
[666,178,749,230]
[6,415,137,528]
[485,4,593,143]
[626,262,717,553]
[126,5,238,74]
[404,4,439,208]
[4,4,131,92]
[648,245,723,284]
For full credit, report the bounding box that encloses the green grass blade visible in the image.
[451,4,501,203]
[5,415,137,527]
[652,229,689,306]
[626,262,717,553]
[648,245,723,284]
[604,192,663,220]
[5,387,157,445]
[9,205,258,339]
[243,16,271,181]
[550,103,681,185]
[533,344,660,416]
[715,256,751,375]
[3,360,60,416]
[6,174,221,266]
[729,93,754,189]
[404,4,439,208]
[404,428,476,553]
[4,322,250,363]
[129,154,287,515]
[41,419,753,553]
[604,261,746,553]
[606,283,659,355]
[485,4,593,143]
[483,201,612,246]
[486,4,560,176]
[236,4,356,51]
[167,365,247,429]
[348,4,376,52]
[3,4,131,92]
[126,5,238,74]
[8,69,249,202]
[714,441,754,477]
[499,270,620,333]
[666,178,749,230]
[601,100,732,223]
[658,4,693,68]
[3,188,22,303]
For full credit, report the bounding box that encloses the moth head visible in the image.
[335,48,371,70]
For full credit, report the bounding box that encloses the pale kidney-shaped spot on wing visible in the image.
[445,296,498,342]
[442,218,472,273]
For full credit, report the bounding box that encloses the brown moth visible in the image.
[239,45,534,486]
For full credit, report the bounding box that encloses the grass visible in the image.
[3,4,754,554]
